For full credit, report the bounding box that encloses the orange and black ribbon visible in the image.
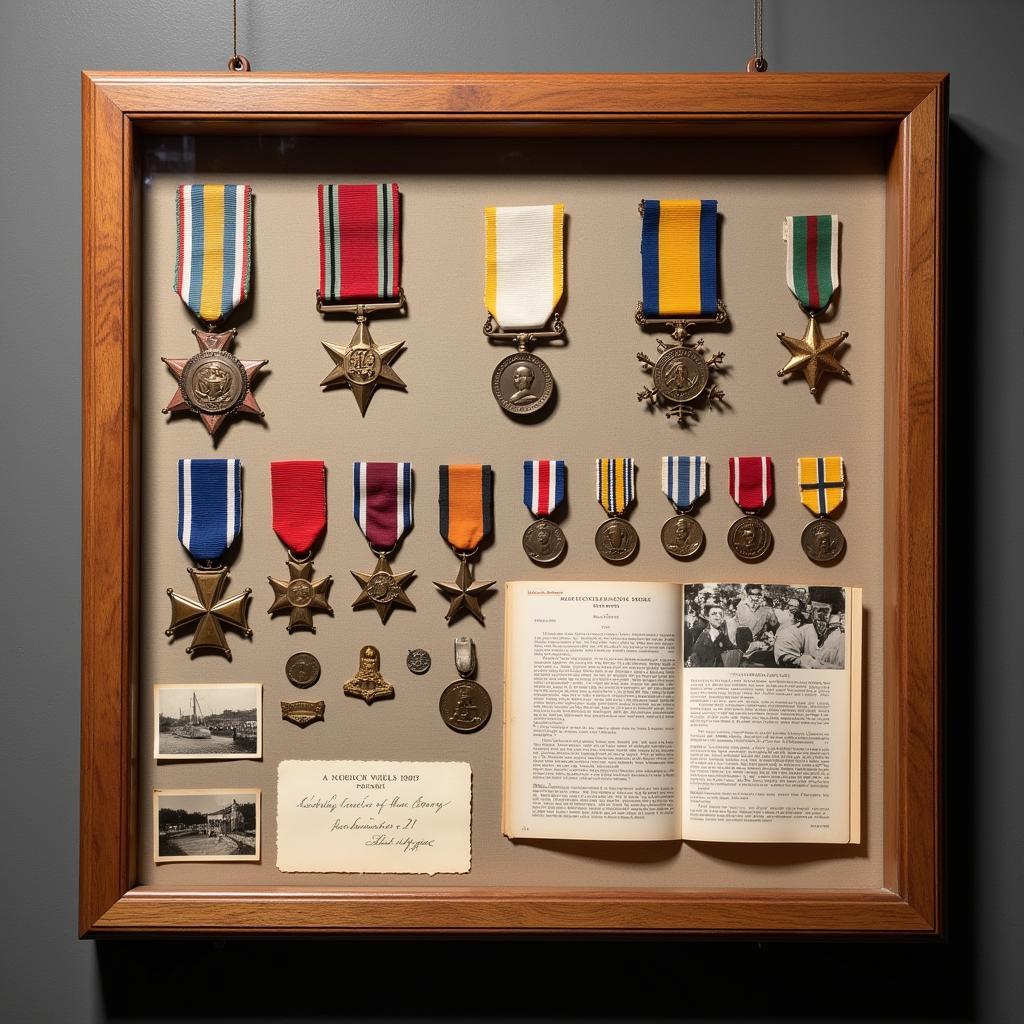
[439,464,493,552]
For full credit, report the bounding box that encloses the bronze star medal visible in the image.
[162,327,267,436]
[351,553,415,623]
[433,558,496,626]
[166,566,253,658]
[267,559,334,633]
[321,320,406,415]
[776,315,850,396]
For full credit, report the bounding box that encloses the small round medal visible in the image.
[801,518,846,563]
[595,517,639,564]
[285,652,321,689]
[180,348,249,415]
[522,518,566,564]
[492,351,554,416]
[406,648,431,675]
[439,679,492,733]
[727,515,773,561]
[660,514,704,559]
[652,346,711,404]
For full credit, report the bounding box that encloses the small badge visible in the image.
[406,649,431,675]
[281,700,325,727]
[343,645,395,705]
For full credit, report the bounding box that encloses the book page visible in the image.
[681,584,860,844]
[503,581,682,842]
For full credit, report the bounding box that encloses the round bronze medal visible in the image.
[180,349,248,415]
[285,652,321,689]
[727,515,773,562]
[439,679,492,733]
[801,518,846,563]
[660,514,704,559]
[595,517,639,564]
[492,351,554,416]
[652,346,710,404]
[522,519,566,565]
[343,344,382,387]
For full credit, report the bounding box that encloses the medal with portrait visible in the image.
[660,455,707,559]
[797,456,847,563]
[727,456,774,562]
[521,460,567,565]
[595,457,639,564]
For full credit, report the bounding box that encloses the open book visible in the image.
[503,581,861,844]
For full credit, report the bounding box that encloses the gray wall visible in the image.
[1,1,1020,1020]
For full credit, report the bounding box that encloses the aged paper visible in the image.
[276,760,471,874]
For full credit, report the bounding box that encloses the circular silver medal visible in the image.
[595,517,639,564]
[660,514,704,559]
[801,518,846,563]
[406,648,431,674]
[522,518,566,565]
[727,515,773,562]
[180,349,248,415]
[492,351,554,416]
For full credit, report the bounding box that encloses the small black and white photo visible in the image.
[154,789,260,862]
[154,683,262,759]
[684,583,847,670]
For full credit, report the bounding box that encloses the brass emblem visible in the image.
[281,699,325,727]
[660,513,705,559]
[777,313,850,395]
[350,552,415,623]
[165,566,253,658]
[485,315,563,417]
[595,517,639,564]
[406,648,431,675]
[727,515,774,562]
[343,645,395,705]
[801,518,846,563]
[522,519,566,565]
[162,327,267,436]
[285,652,321,688]
[433,556,496,626]
[267,558,333,633]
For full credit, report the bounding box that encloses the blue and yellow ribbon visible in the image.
[641,199,718,318]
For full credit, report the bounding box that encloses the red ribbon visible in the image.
[271,461,327,552]
[728,456,773,512]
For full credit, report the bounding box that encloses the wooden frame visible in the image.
[81,71,944,936]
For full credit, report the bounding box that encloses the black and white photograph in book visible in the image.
[683,583,846,670]
[154,789,261,862]
[153,683,262,759]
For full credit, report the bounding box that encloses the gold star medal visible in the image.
[316,183,407,415]
[267,462,333,633]
[777,215,850,396]
[434,465,496,626]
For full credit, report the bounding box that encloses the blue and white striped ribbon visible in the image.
[662,456,707,511]
[177,458,242,561]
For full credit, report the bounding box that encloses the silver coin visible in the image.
[491,351,554,416]
[594,517,639,564]
[660,514,704,559]
[285,652,321,688]
[727,515,773,562]
[522,519,566,564]
[180,349,247,415]
[439,679,492,733]
[406,648,431,674]
[801,518,846,563]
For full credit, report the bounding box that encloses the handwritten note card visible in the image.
[276,760,471,874]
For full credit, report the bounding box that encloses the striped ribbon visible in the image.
[174,184,252,323]
[353,462,413,550]
[641,199,718,318]
[439,465,493,552]
[523,460,565,517]
[318,183,401,302]
[728,457,772,513]
[485,204,564,329]
[270,461,327,553]
[596,458,635,517]
[798,456,845,516]
[784,215,839,312]
[177,458,242,561]
[662,456,706,510]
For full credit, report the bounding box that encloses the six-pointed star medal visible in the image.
[776,316,850,396]
[320,321,406,415]
[165,566,253,658]
[267,559,334,633]
[433,558,496,626]
[351,553,415,623]
[162,327,267,435]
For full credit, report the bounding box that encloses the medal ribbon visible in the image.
[318,183,401,302]
[596,458,635,517]
[662,456,707,510]
[177,458,242,561]
[784,215,839,312]
[641,199,718,318]
[270,461,327,553]
[439,465,493,551]
[728,456,773,512]
[798,456,845,516]
[353,462,413,550]
[523,460,566,517]
[484,204,564,329]
[174,184,253,324]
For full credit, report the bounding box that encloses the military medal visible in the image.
[522,460,567,565]
[439,637,492,734]
[595,458,639,563]
[433,465,496,625]
[343,644,395,705]
[267,461,333,633]
[660,455,707,559]
[316,183,407,414]
[484,204,565,417]
[777,215,850,395]
[350,461,415,622]
[165,458,253,658]
[635,199,727,426]
[727,456,774,562]
[162,184,267,436]
[285,652,321,689]
[798,456,847,563]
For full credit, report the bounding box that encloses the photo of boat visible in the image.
[154,683,262,760]
[171,692,211,740]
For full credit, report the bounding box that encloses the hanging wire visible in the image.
[748,0,768,72]
[228,0,251,71]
